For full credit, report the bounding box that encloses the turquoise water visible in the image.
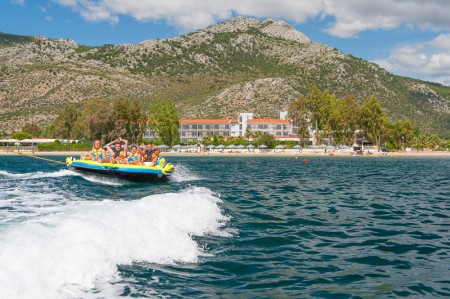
[0,155,449,298]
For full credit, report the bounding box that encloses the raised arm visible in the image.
[106,139,117,156]
[122,139,129,156]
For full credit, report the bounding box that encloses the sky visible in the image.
[1,0,450,86]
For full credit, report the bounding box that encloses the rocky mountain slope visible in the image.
[0,17,449,135]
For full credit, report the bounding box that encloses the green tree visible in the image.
[288,96,310,146]
[390,120,415,149]
[244,128,253,143]
[253,133,276,148]
[304,84,324,132]
[56,104,80,138]
[70,120,88,141]
[318,92,344,145]
[360,96,389,146]
[42,104,80,139]
[21,123,41,137]
[79,99,114,143]
[12,131,32,140]
[412,135,427,150]
[341,95,361,146]
[426,134,443,149]
[112,99,146,144]
[445,139,450,150]
[147,99,180,146]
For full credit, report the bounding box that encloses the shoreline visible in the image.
[1,149,449,158]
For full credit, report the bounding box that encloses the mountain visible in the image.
[1,17,449,135]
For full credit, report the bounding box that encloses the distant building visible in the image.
[246,119,291,137]
[179,119,231,143]
[143,111,307,143]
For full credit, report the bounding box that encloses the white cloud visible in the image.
[51,0,322,31]
[375,34,450,85]
[322,0,450,38]
[37,5,47,12]
[51,0,450,37]
[45,16,53,22]
[11,0,25,6]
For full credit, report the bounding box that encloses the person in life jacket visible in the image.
[80,139,107,162]
[127,145,143,165]
[106,137,128,164]
[139,143,160,166]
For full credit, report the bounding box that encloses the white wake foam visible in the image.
[0,187,229,299]
[0,169,81,180]
[77,173,125,186]
[0,169,124,186]
[170,164,202,182]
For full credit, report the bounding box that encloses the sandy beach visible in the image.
[1,149,449,158]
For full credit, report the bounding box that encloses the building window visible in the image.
[192,124,197,129]
[276,125,282,130]
[205,125,211,130]
[198,125,203,130]
[283,131,289,136]
[182,125,189,130]
[225,125,230,129]
[276,132,282,136]
[258,124,264,129]
[283,125,287,130]
[214,124,219,130]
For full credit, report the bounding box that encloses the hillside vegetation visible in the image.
[0,17,449,135]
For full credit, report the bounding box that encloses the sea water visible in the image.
[0,155,449,298]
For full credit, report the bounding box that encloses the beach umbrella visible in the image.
[326,145,336,150]
[206,145,215,149]
[173,144,182,149]
[236,144,245,149]
[311,145,321,149]
[293,145,302,149]
[158,144,169,149]
[275,145,285,149]
[216,144,225,149]
[258,144,268,149]
[226,144,236,149]
[246,144,255,149]
[339,145,349,149]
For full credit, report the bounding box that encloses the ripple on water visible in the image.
[1,156,450,298]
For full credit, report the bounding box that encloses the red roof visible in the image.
[180,119,230,124]
[247,119,290,124]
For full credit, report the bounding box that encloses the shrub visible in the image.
[37,142,91,151]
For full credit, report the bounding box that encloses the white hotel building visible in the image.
[144,112,303,143]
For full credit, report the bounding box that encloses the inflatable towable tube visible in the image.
[66,157,175,182]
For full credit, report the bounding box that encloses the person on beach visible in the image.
[139,143,160,166]
[81,139,107,162]
[127,145,143,165]
[106,137,128,164]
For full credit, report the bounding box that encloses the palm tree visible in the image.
[245,128,253,143]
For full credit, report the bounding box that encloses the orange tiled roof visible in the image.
[180,119,230,124]
[230,119,238,123]
[247,119,290,124]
